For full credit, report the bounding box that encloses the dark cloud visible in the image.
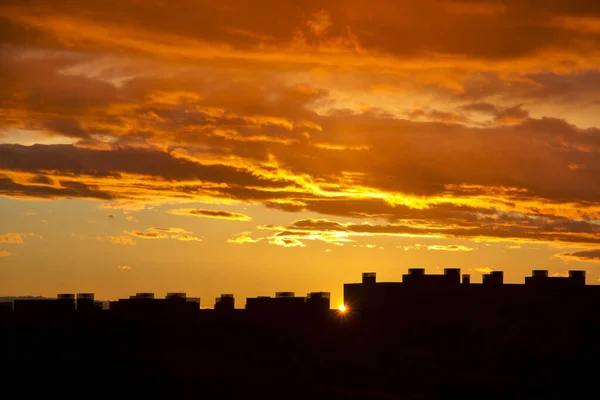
[270,215,600,246]
[494,105,529,123]
[555,249,600,262]
[1,1,600,250]
[459,102,499,114]
[127,230,167,239]
[4,1,600,61]
[0,144,292,188]
[28,175,54,185]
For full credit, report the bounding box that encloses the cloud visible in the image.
[149,227,189,233]
[107,213,115,219]
[117,265,132,270]
[442,1,507,16]
[2,1,600,252]
[256,217,600,248]
[171,233,203,242]
[268,237,306,248]
[104,235,136,246]
[352,244,384,249]
[0,233,23,244]
[476,267,494,274]
[228,233,263,244]
[427,245,475,252]
[494,105,529,124]
[168,208,252,221]
[0,250,13,257]
[0,232,42,244]
[399,243,474,252]
[555,250,600,263]
[127,230,168,239]
[97,227,204,243]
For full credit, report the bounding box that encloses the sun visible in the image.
[338,304,347,313]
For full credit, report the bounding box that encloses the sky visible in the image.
[2,0,600,308]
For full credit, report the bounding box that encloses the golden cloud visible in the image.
[127,230,168,239]
[2,1,600,251]
[228,233,263,244]
[104,235,137,246]
[0,232,43,244]
[0,233,23,244]
[172,233,203,242]
[427,245,475,252]
[268,237,306,248]
[554,250,600,263]
[168,208,252,221]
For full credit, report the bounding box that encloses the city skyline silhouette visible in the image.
[2,268,598,399]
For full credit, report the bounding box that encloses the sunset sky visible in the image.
[2,0,600,307]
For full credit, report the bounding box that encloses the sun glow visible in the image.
[338,304,347,313]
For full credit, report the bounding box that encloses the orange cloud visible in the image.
[127,230,168,239]
[427,245,475,252]
[555,250,600,263]
[2,1,600,253]
[268,237,306,248]
[172,233,203,242]
[228,233,262,244]
[0,232,42,244]
[442,1,507,16]
[0,233,23,244]
[105,235,137,246]
[168,209,252,221]
[0,250,13,257]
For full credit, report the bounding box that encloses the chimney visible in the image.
[408,268,425,276]
[362,272,376,284]
[462,274,471,284]
[533,270,548,278]
[568,270,586,285]
[483,271,504,285]
[444,268,461,284]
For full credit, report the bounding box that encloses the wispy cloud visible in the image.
[127,230,168,239]
[0,233,23,244]
[102,235,137,246]
[555,250,600,263]
[117,265,132,270]
[0,232,43,244]
[427,245,475,252]
[399,244,474,252]
[228,232,263,244]
[268,237,306,248]
[0,250,14,257]
[104,227,205,243]
[168,208,252,221]
[172,233,203,242]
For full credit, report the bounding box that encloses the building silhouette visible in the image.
[1,268,599,399]
[215,293,235,312]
